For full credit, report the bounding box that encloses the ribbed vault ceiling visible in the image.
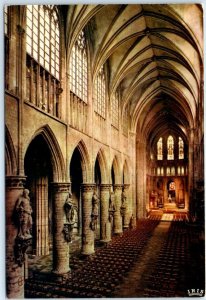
[66,4,203,142]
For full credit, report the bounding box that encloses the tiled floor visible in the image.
[25,218,205,298]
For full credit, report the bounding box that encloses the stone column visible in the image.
[6,176,26,299]
[81,184,96,255]
[52,182,70,274]
[113,184,123,234]
[123,184,130,229]
[100,184,111,242]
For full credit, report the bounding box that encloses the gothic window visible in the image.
[94,65,106,118]
[157,137,163,160]
[166,167,171,176]
[179,137,184,159]
[69,30,88,103]
[26,5,60,117]
[167,135,174,160]
[26,5,60,79]
[161,167,164,176]
[181,166,185,175]
[157,167,160,176]
[111,90,119,128]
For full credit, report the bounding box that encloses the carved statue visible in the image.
[64,191,76,225]
[15,189,33,239]
[108,191,115,222]
[63,191,77,242]
[90,190,99,231]
[120,189,127,216]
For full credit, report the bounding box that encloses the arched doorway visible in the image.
[24,135,53,256]
[70,148,83,239]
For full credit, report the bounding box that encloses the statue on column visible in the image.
[90,189,99,231]
[63,191,77,242]
[120,189,127,216]
[108,191,115,222]
[15,189,33,239]
[14,189,33,266]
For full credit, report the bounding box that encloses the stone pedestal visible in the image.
[81,184,96,255]
[6,176,26,299]
[52,183,70,274]
[113,184,123,234]
[100,184,111,242]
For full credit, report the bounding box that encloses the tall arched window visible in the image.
[167,135,174,160]
[26,5,60,79]
[157,137,163,160]
[26,5,60,117]
[69,30,88,103]
[179,137,184,159]
[111,90,119,128]
[94,65,106,118]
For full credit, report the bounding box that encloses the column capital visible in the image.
[123,184,130,190]
[52,182,71,193]
[113,184,123,191]
[81,183,96,192]
[6,176,26,189]
[100,184,111,191]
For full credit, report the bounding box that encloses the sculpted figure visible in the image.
[90,190,99,231]
[15,189,32,239]
[64,191,76,225]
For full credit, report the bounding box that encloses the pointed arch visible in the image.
[5,126,17,176]
[24,125,66,182]
[95,148,108,184]
[111,155,121,184]
[70,139,91,183]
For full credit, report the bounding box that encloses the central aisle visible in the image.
[114,221,171,297]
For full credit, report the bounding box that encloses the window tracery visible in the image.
[179,137,184,159]
[157,137,163,160]
[94,65,106,118]
[69,30,88,103]
[167,135,174,160]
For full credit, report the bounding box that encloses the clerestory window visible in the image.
[167,135,174,160]
[94,65,106,118]
[111,90,119,128]
[157,137,163,160]
[26,5,60,79]
[69,30,88,103]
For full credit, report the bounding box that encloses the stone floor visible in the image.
[25,217,205,298]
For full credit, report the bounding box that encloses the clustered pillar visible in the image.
[113,184,123,234]
[6,176,26,299]
[81,184,96,255]
[100,184,111,242]
[52,182,70,274]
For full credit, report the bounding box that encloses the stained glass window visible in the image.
[94,65,106,118]
[69,30,88,102]
[179,137,184,159]
[26,5,60,79]
[157,137,163,160]
[167,135,174,160]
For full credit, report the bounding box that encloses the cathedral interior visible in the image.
[5,4,204,298]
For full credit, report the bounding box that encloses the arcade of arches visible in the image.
[5,4,204,298]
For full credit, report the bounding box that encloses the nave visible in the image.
[25,216,204,298]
